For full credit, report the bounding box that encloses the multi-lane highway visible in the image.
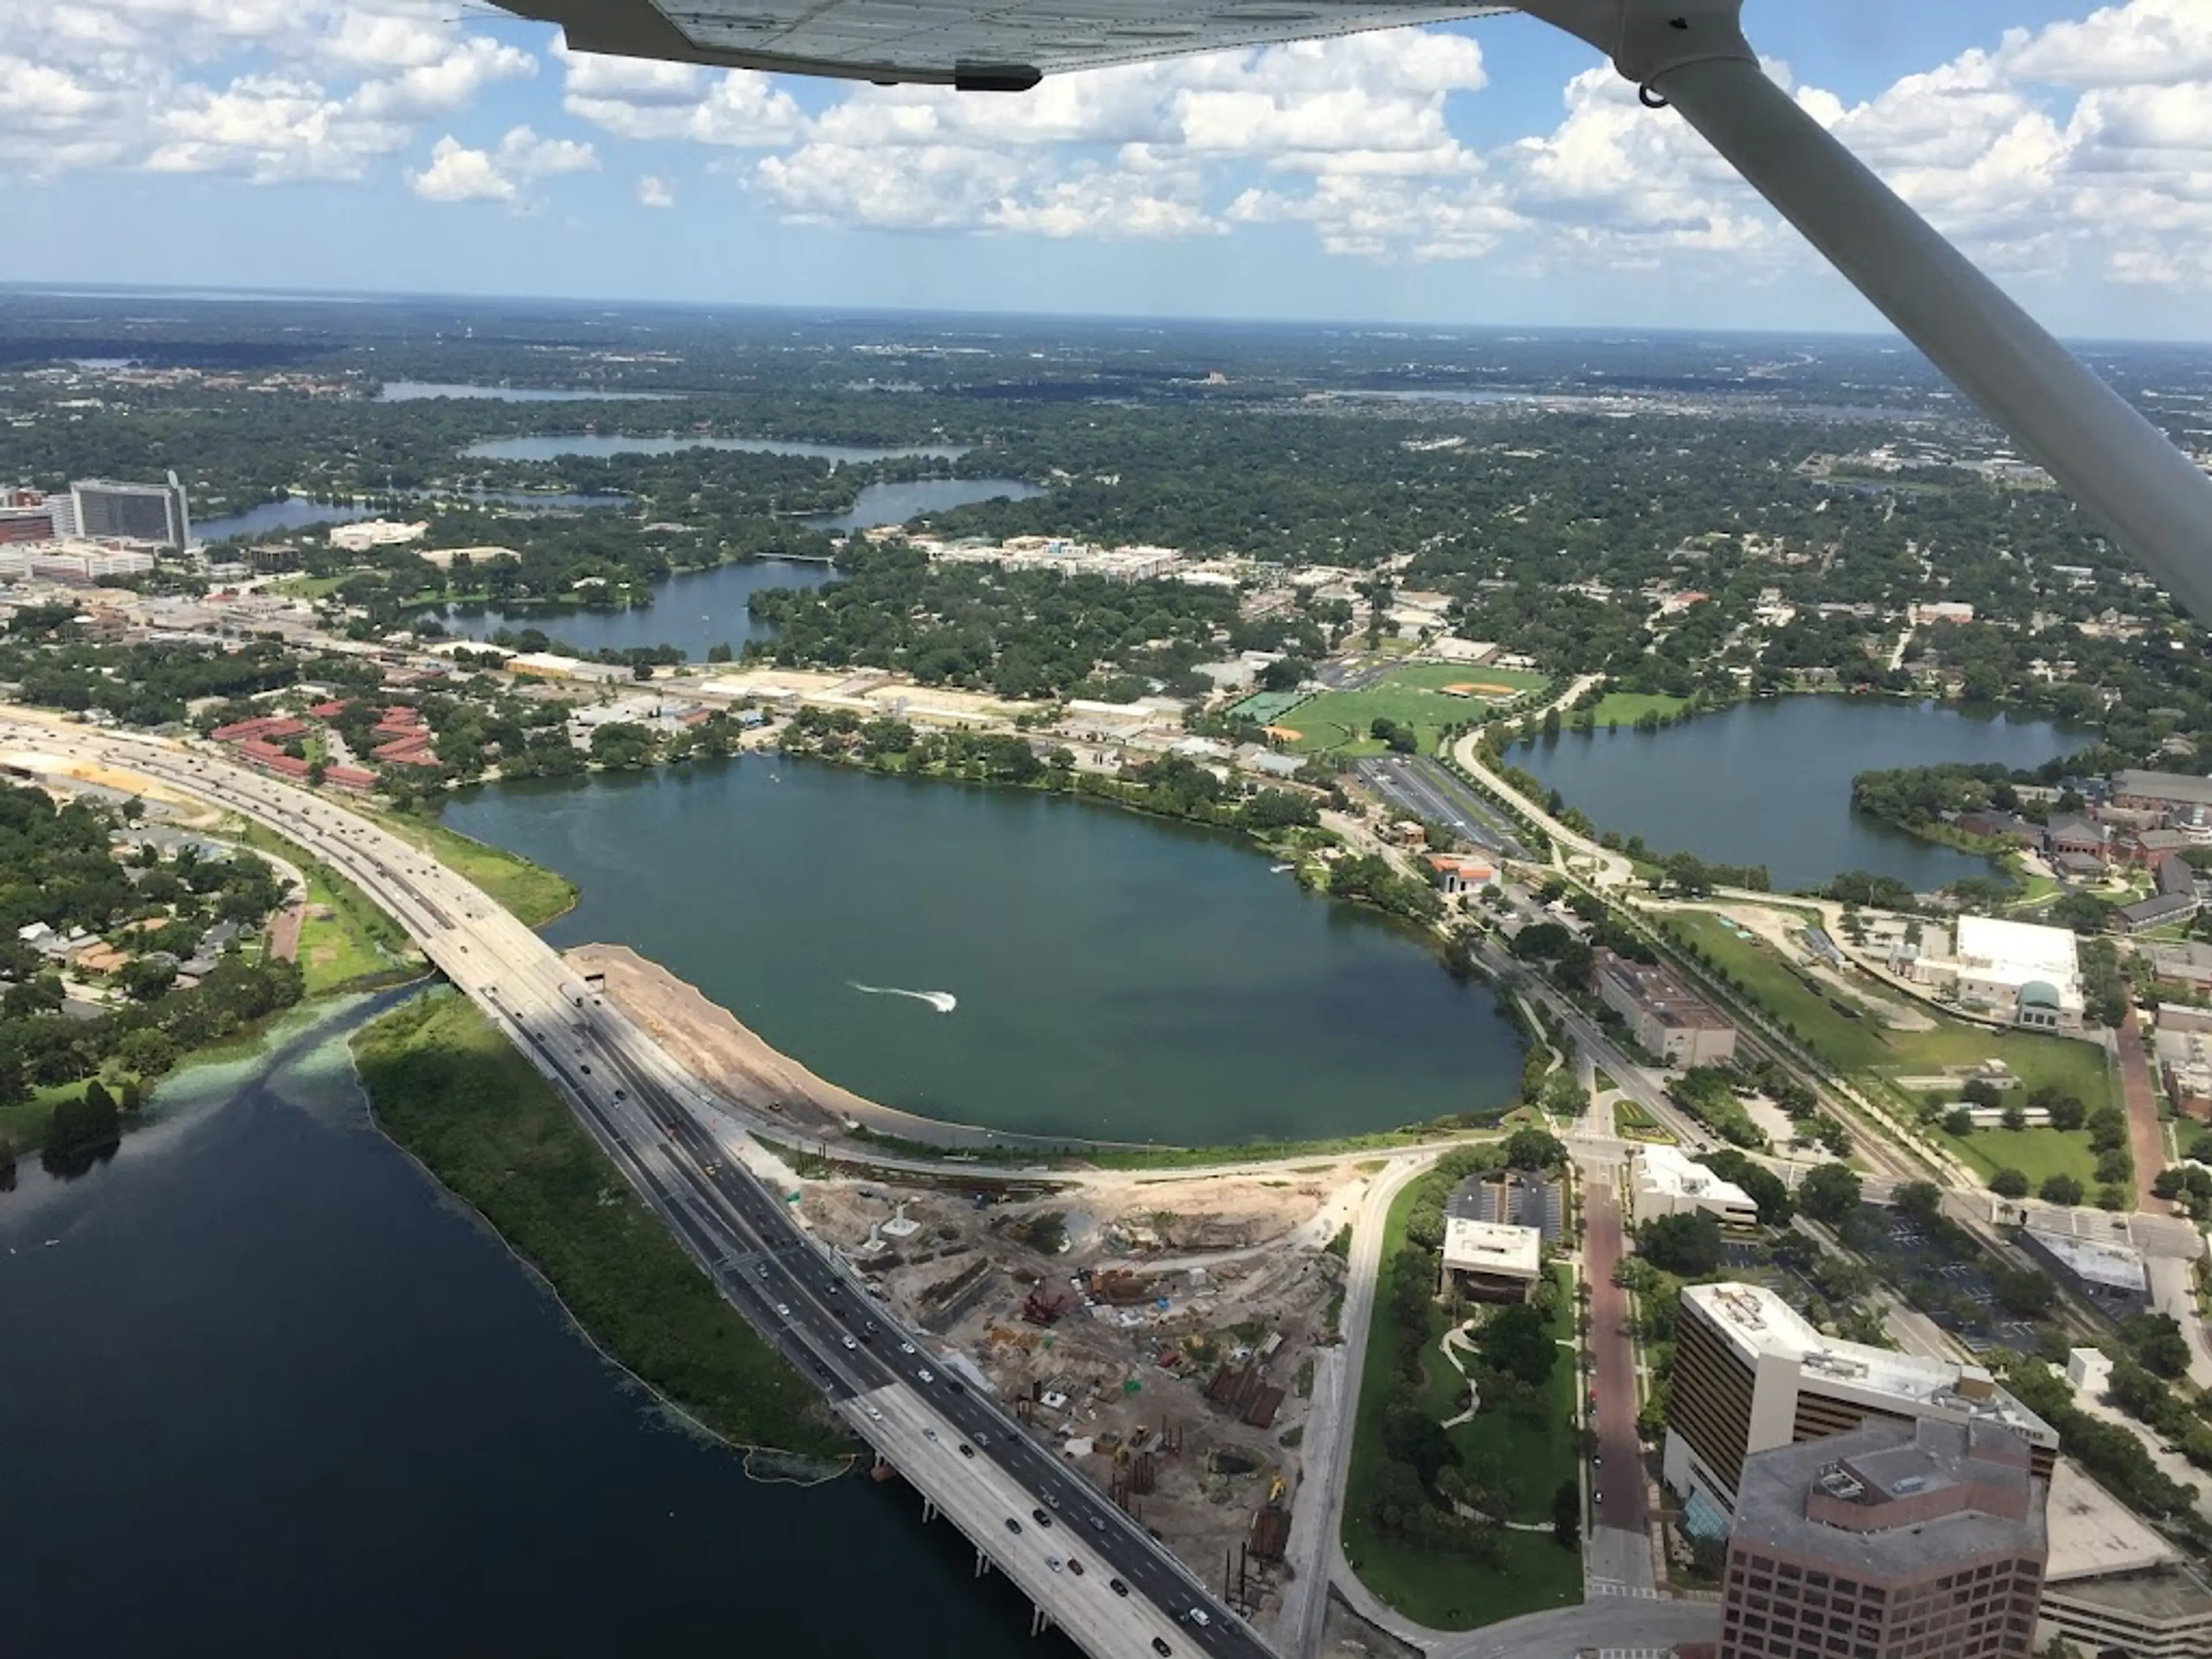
[0,715,1264,1659]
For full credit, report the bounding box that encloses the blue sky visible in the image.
[3,0,2209,336]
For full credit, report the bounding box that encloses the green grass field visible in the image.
[1340,1180,1582,1629]
[355,991,850,1457]
[1448,1265,1580,1525]
[1285,663,1551,759]
[1585,692,1691,726]
[1665,910,2119,1175]
[228,819,414,995]
[1929,1121,2107,1191]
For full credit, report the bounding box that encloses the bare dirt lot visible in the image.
[796,1163,1376,1628]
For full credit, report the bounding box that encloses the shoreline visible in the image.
[566,941,1145,1154]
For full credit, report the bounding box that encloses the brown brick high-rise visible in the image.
[1721,1418,2047,1659]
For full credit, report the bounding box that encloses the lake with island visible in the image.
[0,997,1067,1659]
[1517,696,2087,891]
[442,558,838,658]
[445,759,1522,1145]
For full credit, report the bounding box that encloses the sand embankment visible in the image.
[564,942,1073,1152]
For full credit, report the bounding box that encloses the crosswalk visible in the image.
[1586,1580,1663,1600]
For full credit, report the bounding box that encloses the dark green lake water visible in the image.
[0,997,1073,1658]
[1517,697,2085,891]
[445,760,1522,1143]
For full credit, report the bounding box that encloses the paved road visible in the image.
[1582,1183,1647,1543]
[1352,756,1525,859]
[0,715,1262,1659]
[1275,1156,1433,1659]
[2118,1006,2171,1213]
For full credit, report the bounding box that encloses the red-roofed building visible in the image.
[372,706,423,736]
[323,766,377,792]
[372,731,435,763]
[307,699,349,718]
[238,739,309,778]
[211,715,309,744]
[1426,853,1498,896]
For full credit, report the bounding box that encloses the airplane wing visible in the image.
[505,0,1510,87]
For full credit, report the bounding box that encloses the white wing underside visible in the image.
[504,0,1511,84]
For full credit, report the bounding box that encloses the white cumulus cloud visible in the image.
[409,123,597,204]
[637,172,674,207]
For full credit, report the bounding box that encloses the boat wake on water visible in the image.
[849,982,957,1014]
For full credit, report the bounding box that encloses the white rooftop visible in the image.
[1441,1217,1543,1281]
[1953,915,2082,995]
[2027,1228,2150,1295]
[1635,1142,1755,1207]
[1685,1282,2058,1446]
[2044,1458,2180,1582]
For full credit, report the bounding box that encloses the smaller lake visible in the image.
[377,382,675,402]
[1517,697,2086,892]
[465,435,968,464]
[805,478,1044,533]
[441,559,836,658]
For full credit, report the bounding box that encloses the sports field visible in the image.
[1282,662,1550,756]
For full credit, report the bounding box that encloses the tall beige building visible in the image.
[1665,1285,2056,1531]
[1722,1418,2047,1659]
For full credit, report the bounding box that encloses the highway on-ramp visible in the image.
[0,714,1264,1659]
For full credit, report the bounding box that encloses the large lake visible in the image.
[441,559,838,658]
[465,434,966,464]
[1517,697,2085,891]
[806,477,1043,533]
[446,761,1522,1144]
[0,998,1065,1659]
[377,381,676,402]
[197,489,627,543]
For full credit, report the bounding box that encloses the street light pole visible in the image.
[1518,0,2212,621]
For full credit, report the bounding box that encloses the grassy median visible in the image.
[354,991,849,1460]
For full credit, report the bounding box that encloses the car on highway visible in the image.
[756,1264,769,1278]
[959,1443,974,1459]
[1046,1557,1062,1574]
[916,1368,934,1384]
[922,1427,938,1442]
[775,1303,790,1317]
[1187,1609,1210,1629]
[613,1088,627,1101]
[841,1335,858,1350]
[1152,1640,1171,1657]
[865,1406,882,1422]
[1109,1578,1129,1599]
[1066,1558,1084,1577]
[1003,1517,1021,1535]
[899,1341,916,1355]
[1031,1508,1051,1528]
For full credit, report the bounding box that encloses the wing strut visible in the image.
[1522,0,2212,620]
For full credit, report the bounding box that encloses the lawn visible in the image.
[1613,1099,1676,1143]
[355,991,850,1457]
[1285,663,1551,759]
[1664,912,1892,1071]
[1340,1179,1584,1630]
[1928,1122,2108,1192]
[1664,909,2119,1176]
[1584,692,1691,727]
[230,819,415,995]
[1446,1265,1580,1525]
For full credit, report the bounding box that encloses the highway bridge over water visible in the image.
[0,714,1267,1659]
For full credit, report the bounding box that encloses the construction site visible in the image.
[787,1161,1369,1626]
